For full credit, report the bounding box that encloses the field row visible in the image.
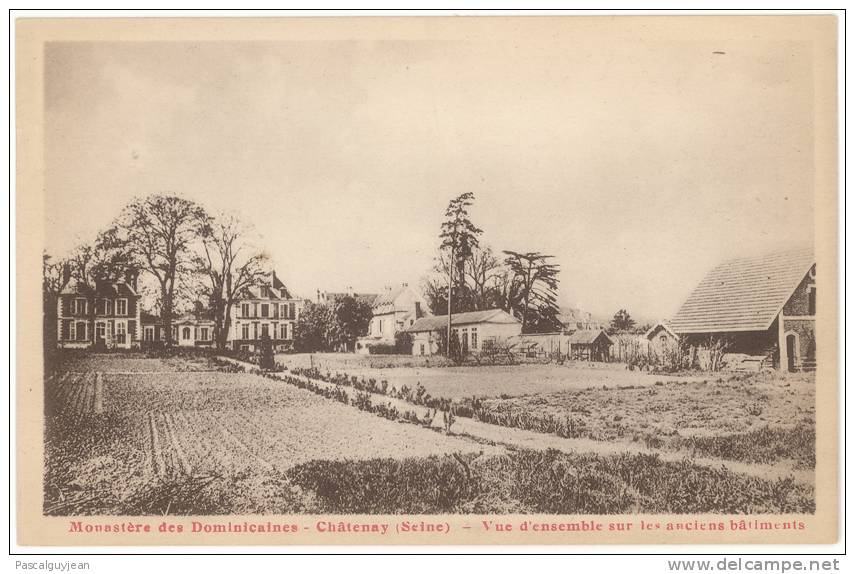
[47,372,104,416]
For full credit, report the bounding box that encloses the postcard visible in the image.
[15,14,839,545]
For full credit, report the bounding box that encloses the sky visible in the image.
[43,19,817,322]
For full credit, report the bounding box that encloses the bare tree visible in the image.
[42,251,66,297]
[194,212,269,351]
[103,195,207,345]
[464,245,504,310]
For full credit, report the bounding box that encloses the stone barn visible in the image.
[669,248,816,372]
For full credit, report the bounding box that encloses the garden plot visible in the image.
[44,355,496,515]
[479,375,815,440]
[56,352,221,374]
[46,372,104,416]
[276,352,708,399]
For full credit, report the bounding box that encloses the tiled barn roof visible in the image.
[670,248,814,334]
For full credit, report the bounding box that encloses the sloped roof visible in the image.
[372,285,409,310]
[645,320,678,340]
[670,248,814,334]
[239,271,295,300]
[60,279,137,298]
[407,309,519,332]
[568,329,613,345]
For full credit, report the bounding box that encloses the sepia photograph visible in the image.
[14,13,840,547]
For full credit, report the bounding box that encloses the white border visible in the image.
[3,3,848,568]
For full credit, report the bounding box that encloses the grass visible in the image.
[470,377,815,465]
[287,448,815,515]
[670,425,815,469]
[275,352,705,399]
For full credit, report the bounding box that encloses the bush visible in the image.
[259,333,276,370]
[394,331,414,354]
[286,448,815,515]
[368,343,399,355]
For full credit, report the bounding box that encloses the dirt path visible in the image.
[217,356,814,486]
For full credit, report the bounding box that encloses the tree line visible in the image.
[43,194,271,350]
[423,192,563,342]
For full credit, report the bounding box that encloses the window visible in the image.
[253,303,259,317]
[241,324,250,339]
[73,298,87,316]
[281,304,288,319]
[261,304,269,318]
[471,328,478,351]
[200,328,209,341]
[261,324,269,337]
[144,327,154,342]
[282,323,289,339]
[96,322,106,341]
[461,329,469,353]
[116,322,126,344]
[182,327,191,340]
[271,323,278,339]
[253,323,259,340]
[379,319,384,334]
[289,303,296,319]
[116,299,127,316]
[420,343,425,356]
[241,303,250,317]
[104,299,113,315]
[75,321,86,341]
[808,286,816,315]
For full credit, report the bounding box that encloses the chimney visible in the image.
[317,288,322,303]
[415,301,422,318]
[402,282,408,287]
[61,263,71,286]
[347,285,355,297]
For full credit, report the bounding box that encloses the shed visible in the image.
[568,329,613,362]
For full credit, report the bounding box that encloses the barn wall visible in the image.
[782,267,816,316]
[781,318,816,367]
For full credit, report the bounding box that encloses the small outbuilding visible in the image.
[645,320,680,360]
[568,329,613,362]
[406,309,521,356]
